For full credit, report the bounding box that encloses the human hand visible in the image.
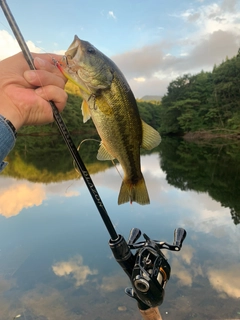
[0,52,67,131]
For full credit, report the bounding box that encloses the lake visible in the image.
[0,136,240,320]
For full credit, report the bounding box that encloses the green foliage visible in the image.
[160,50,240,135]
[137,100,161,131]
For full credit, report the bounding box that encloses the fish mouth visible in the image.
[58,57,90,95]
[57,35,91,95]
[65,35,82,62]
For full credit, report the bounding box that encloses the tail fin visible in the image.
[118,177,150,205]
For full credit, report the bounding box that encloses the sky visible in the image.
[0,0,240,98]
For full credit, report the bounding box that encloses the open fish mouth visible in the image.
[56,54,91,95]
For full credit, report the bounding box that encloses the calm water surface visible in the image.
[0,136,239,320]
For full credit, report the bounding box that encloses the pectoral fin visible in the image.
[81,100,91,123]
[97,142,115,161]
[141,120,161,150]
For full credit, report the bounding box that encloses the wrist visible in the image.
[0,98,24,131]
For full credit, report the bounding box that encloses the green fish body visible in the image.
[60,35,161,205]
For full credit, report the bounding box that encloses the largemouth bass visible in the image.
[58,35,161,205]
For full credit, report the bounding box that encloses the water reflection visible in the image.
[52,255,98,287]
[160,137,240,225]
[0,136,240,319]
[0,178,80,217]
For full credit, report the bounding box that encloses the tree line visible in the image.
[159,49,240,135]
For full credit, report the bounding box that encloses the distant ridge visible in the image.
[140,95,162,101]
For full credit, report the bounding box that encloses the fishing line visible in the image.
[73,138,100,174]
[0,16,11,30]
[73,138,124,182]
[112,160,123,180]
[0,0,118,241]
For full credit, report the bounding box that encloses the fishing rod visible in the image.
[0,1,187,319]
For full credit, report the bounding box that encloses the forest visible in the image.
[159,48,240,136]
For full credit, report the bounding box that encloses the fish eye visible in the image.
[87,47,96,54]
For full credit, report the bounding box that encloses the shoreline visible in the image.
[183,130,240,141]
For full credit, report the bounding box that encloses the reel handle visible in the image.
[173,228,186,250]
[128,228,141,245]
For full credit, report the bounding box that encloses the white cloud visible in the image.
[108,11,116,20]
[178,1,240,56]
[180,245,195,265]
[0,177,80,217]
[171,257,193,286]
[0,30,42,61]
[208,264,240,299]
[0,181,46,218]
[52,255,98,287]
[170,244,202,287]
[110,1,240,97]
[99,273,126,292]
[133,77,146,82]
[53,49,66,55]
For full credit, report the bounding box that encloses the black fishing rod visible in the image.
[0,0,117,241]
[0,2,187,319]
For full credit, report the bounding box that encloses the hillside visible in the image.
[140,95,162,101]
[159,49,240,137]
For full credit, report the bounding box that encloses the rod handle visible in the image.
[139,307,163,320]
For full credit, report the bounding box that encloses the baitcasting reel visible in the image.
[109,227,186,309]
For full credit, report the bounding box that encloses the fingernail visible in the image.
[34,57,45,67]
[24,70,37,81]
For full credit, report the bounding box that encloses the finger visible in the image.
[32,53,64,66]
[35,85,68,112]
[24,69,66,89]
[33,56,67,82]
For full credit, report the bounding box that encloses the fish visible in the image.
[57,35,161,205]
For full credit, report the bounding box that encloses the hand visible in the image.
[0,52,67,130]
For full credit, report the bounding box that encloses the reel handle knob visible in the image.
[128,228,141,245]
[173,228,186,250]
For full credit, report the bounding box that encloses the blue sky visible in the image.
[0,0,240,97]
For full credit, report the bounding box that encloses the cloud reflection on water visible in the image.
[0,180,45,218]
[0,178,80,218]
[0,152,239,318]
[99,273,126,292]
[208,265,240,299]
[52,255,98,287]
